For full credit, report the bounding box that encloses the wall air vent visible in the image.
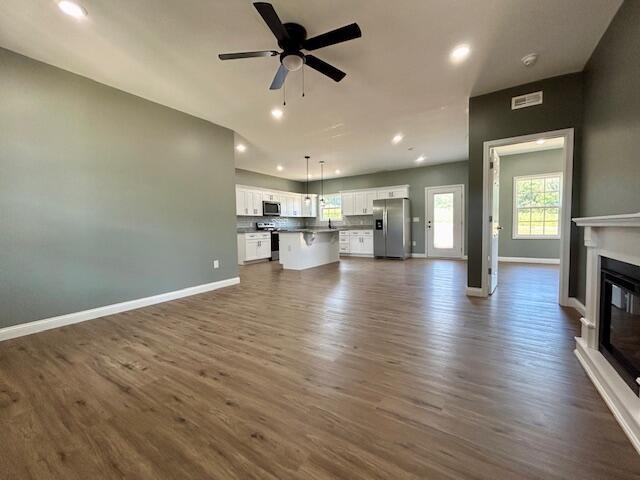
[511,91,543,110]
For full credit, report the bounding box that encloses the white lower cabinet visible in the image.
[237,233,271,265]
[339,230,373,256]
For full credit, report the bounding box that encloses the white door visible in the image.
[293,195,302,217]
[349,235,361,254]
[342,193,355,216]
[426,185,464,258]
[489,151,500,294]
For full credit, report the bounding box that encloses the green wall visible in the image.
[307,161,468,255]
[576,0,640,302]
[235,168,304,193]
[0,48,238,329]
[467,73,584,291]
[498,149,563,259]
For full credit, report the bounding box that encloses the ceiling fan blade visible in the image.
[304,55,346,82]
[269,64,289,90]
[218,50,278,60]
[303,23,362,51]
[253,2,289,44]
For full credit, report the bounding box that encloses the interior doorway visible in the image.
[425,184,465,258]
[480,129,574,305]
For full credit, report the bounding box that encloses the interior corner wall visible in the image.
[498,149,563,259]
[576,0,640,303]
[467,73,584,290]
[0,47,238,329]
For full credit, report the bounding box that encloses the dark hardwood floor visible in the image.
[1,258,639,479]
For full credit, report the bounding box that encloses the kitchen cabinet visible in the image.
[293,194,302,217]
[236,188,263,216]
[341,192,355,216]
[340,230,373,256]
[377,187,409,200]
[235,185,319,218]
[237,233,271,264]
[340,185,409,216]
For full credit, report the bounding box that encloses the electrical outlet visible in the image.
[412,241,416,246]
[213,259,219,269]
[413,217,420,223]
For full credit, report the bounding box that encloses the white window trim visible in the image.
[512,172,562,240]
[319,193,343,222]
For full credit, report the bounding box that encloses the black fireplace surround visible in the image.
[599,257,640,394]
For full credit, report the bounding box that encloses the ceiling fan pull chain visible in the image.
[302,65,305,98]
[283,81,286,106]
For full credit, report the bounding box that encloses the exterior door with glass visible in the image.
[426,185,464,258]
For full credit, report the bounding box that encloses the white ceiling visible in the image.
[0,0,621,180]
[494,137,565,157]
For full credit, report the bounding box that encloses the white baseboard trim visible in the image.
[411,253,467,260]
[0,277,240,342]
[498,256,560,264]
[567,297,586,316]
[465,287,485,297]
[575,338,640,455]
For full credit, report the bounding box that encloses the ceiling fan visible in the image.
[218,2,361,90]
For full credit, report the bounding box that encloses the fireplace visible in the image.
[599,256,640,394]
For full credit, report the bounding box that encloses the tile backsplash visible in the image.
[236,216,305,230]
[305,215,373,228]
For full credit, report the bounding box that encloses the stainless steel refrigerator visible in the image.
[373,198,411,259]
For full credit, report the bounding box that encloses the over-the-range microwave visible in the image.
[262,201,281,216]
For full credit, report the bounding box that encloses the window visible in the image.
[513,172,562,239]
[319,193,342,221]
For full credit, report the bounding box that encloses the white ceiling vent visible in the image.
[511,91,543,110]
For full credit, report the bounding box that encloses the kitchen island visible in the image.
[278,229,340,270]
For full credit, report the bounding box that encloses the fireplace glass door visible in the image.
[599,257,640,394]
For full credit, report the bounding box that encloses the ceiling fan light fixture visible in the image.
[271,108,284,119]
[282,53,304,72]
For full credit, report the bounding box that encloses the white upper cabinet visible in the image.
[341,185,409,216]
[364,191,377,214]
[341,192,355,216]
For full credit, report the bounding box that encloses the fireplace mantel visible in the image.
[572,212,640,454]
[574,212,640,228]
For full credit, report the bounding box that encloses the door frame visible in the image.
[425,184,465,259]
[479,128,574,305]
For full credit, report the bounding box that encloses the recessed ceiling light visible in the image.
[308,174,313,179]
[335,169,341,175]
[58,1,87,18]
[536,139,546,145]
[450,44,471,63]
[271,108,284,120]
[416,155,426,163]
[392,134,404,145]
[235,144,247,153]
[276,165,283,171]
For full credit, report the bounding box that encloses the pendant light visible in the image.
[319,160,325,205]
[304,156,311,205]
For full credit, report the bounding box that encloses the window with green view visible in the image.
[513,173,562,239]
